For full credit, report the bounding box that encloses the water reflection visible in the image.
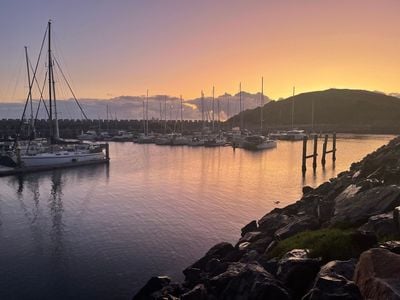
[0,136,394,300]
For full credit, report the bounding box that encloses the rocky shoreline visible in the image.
[133,137,400,300]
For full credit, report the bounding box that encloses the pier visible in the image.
[302,133,337,173]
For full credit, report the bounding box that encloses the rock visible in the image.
[258,213,291,236]
[394,206,400,232]
[282,248,310,259]
[237,231,263,245]
[303,186,315,195]
[181,284,207,300]
[184,242,235,272]
[205,258,228,276]
[354,248,400,300]
[317,199,335,224]
[331,185,400,226]
[275,215,320,240]
[379,241,400,255]
[358,212,398,238]
[241,220,258,236]
[277,249,321,299]
[133,276,171,300]
[209,262,290,299]
[350,231,377,253]
[258,257,279,276]
[237,242,251,251]
[247,236,273,254]
[239,250,260,263]
[183,268,202,284]
[303,259,362,300]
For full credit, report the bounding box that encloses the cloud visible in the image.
[0,92,271,120]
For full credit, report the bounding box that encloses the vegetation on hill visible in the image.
[227,89,400,132]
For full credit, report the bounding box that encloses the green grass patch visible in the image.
[267,228,360,262]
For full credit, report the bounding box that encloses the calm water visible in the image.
[0,134,394,299]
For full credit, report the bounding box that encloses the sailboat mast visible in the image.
[260,77,264,133]
[146,89,149,135]
[201,91,205,130]
[180,95,183,133]
[217,88,220,132]
[291,86,295,128]
[239,82,243,130]
[24,46,35,139]
[106,103,109,131]
[48,20,53,139]
[164,96,167,133]
[212,86,215,131]
[51,58,59,139]
[142,98,145,135]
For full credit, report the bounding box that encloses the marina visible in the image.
[0,135,393,299]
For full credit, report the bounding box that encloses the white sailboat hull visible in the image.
[20,152,106,167]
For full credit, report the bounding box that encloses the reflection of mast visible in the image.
[49,171,65,254]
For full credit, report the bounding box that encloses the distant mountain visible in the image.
[0,92,270,120]
[228,89,400,131]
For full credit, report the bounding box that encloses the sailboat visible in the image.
[240,77,277,151]
[0,21,108,170]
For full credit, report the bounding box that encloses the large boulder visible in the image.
[208,262,290,299]
[241,220,258,236]
[303,259,362,300]
[132,276,172,300]
[331,185,400,226]
[258,212,291,236]
[354,248,400,299]
[358,212,398,238]
[181,284,207,300]
[379,241,400,255]
[277,249,321,299]
[184,242,235,272]
[275,215,320,240]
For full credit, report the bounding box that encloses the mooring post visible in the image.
[16,146,21,168]
[105,143,110,161]
[332,133,337,162]
[321,134,328,167]
[312,134,318,170]
[302,136,307,173]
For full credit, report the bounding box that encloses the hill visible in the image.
[227,89,400,133]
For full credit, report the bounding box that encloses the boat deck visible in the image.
[0,158,109,177]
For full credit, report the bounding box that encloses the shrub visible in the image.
[267,228,361,262]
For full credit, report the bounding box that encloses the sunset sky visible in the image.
[0,0,399,102]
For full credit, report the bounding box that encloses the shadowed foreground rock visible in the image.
[133,137,400,299]
[304,259,362,300]
[354,248,400,300]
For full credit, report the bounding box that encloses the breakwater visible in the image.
[134,137,400,299]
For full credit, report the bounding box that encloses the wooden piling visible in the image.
[302,136,307,173]
[332,133,336,162]
[312,134,318,170]
[321,134,328,167]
